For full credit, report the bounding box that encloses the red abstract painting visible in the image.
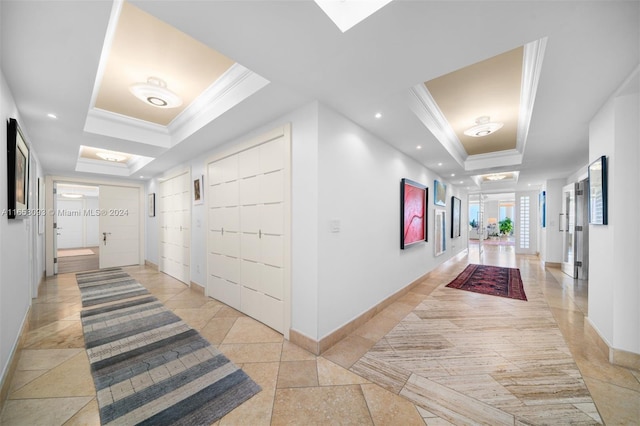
[401,179,427,249]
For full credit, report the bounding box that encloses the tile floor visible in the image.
[1,245,638,425]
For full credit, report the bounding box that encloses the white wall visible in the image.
[0,70,45,385]
[315,104,467,338]
[144,101,468,342]
[588,72,639,355]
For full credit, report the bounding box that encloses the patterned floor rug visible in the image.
[445,264,527,301]
[76,268,150,307]
[81,295,261,425]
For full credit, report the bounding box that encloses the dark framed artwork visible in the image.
[539,191,546,228]
[588,155,607,225]
[451,196,461,238]
[6,118,30,219]
[434,209,446,256]
[400,178,428,249]
[193,175,204,205]
[148,193,156,217]
[434,179,446,206]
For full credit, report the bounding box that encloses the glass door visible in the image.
[561,183,577,277]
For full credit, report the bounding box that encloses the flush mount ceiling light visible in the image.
[129,77,183,108]
[463,116,504,138]
[96,151,127,162]
[486,173,507,181]
[61,193,83,199]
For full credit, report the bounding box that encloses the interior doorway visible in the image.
[55,183,100,274]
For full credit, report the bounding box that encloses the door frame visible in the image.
[157,166,192,285]
[45,175,145,276]
[205,124,292,339]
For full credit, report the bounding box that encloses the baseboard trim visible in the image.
[544,262,562,268]
[0,307,31,414]
[144,260,159,270]
[190,281,205,295]
[290,269,434,356]
[585,318,640,370]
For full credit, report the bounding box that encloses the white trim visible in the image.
[517,37,548,153]
[409,84,467,167]
[464,149,523,171]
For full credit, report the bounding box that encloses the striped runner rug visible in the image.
[76,268,150,307]
[81,295,261,425]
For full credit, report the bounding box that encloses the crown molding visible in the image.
[517,37,548,153]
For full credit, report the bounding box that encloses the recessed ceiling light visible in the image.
[463,116,504,138]
[416,145,422,149]
[129,77,182,108]
[451,173,455,177]
[140,176,145,179]
[528,183,532,186]
[61,193,83,199]
[437,162,443,166]
[374,112,382,119]
[459,180,464,184]
[96,151,127,162]
[47,113,57,119]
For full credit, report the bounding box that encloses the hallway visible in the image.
[1,246,638,424]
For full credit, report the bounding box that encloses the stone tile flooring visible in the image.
[1,245,638,425]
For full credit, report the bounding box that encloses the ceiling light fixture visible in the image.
[416,145,422,149]
[463,116,504,138]
[437,162,443,166]
[61,193,83,199]
[375,112,382,119]
[47,113,57,119]
[96,151,127,162]
[129,77,183,108]
[486,173,507,181]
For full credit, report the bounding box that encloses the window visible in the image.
[519,196,530,249]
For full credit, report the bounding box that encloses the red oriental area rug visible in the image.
[445,264,527,301]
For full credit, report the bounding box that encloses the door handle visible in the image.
[102,232,112,245]
[559,213,565,232]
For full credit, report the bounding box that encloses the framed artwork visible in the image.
[539,191,546,228]
[148,193,155,217]
[193,175,204,205]
[588,155,607,225]
[434,209,446,256]
[451,196,461,238]
[400,178,428,249]
[434,179,446,206]
[6,118,30,219]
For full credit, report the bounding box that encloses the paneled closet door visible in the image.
[159,172,190,284]
[207,155,241,310]
[239,137,286,333]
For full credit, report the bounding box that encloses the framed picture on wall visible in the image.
[193,175,204,205]
[400,178,428,249]
[434,179,446,206]
[588,155,607,225]
[451,196,461,238]
[148,193,155,217]
[6,118,30,219]
[434,209,446,256]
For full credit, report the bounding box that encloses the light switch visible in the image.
[330,220,340,233]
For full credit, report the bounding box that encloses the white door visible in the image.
[99,185,140,268]
[207,126,290,335]
[208,155,242,309]
[159,172,191,284]
[239,138,286,332]
[561,183,577,277]
[515,191,538,255]
[56,199,84,249]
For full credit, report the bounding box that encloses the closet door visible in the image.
[239,137,286,333]
[207,155,241,309]
[159,172,190,284]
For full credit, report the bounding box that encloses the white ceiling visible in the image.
[1,1,638,191]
